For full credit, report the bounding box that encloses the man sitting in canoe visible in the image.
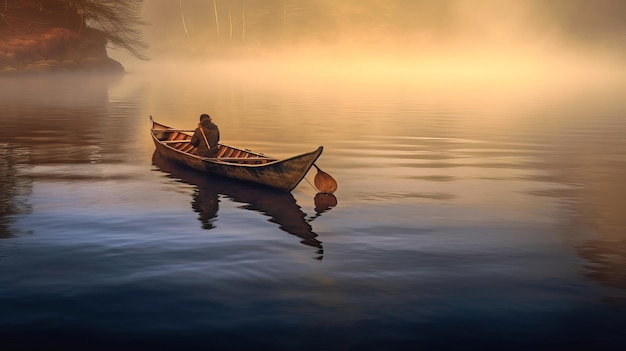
[191,113,221,157]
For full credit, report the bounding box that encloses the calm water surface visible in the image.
[1,65,625,350]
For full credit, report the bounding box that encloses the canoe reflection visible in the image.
[152,152,324,257]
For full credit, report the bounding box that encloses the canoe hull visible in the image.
[150,117,322,191]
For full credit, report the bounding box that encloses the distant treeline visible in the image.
[146,0,626,54]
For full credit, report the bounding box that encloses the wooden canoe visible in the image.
[150,116,323,191]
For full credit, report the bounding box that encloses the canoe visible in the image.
[150,116,323,191]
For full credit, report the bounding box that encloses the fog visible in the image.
[100,0,626,116]
[3,3,626,348]
[136,0,626,53]
[108,0,626,66]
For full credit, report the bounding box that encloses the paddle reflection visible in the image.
[152,152,324,258]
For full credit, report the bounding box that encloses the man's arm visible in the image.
[190,128,201,147]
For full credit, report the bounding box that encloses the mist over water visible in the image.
[2,1,626,350]
[124,0,626,75]
[113,0,626,115]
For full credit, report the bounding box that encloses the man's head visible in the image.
[200,114,211,121]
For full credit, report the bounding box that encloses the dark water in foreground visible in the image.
[1,67,626,350]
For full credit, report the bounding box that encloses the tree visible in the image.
[74,0,148,60]
[0,0,148,60]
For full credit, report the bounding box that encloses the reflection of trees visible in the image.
[0,74,138,238]
[578,240,626,291]
[542,104,626,296]
[1,74,130,164]
[152,152,326,259]
[570,159,626,296]
[0,145,32,238]
[575,154,625,295]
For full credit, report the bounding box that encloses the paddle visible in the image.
[313,164,337,194]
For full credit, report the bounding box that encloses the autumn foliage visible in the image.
[0,0,146,74]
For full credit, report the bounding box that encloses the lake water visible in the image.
[1,62,626,350]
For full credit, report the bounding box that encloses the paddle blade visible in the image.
[314,168,337,194]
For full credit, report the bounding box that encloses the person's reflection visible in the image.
[192,186,219,230]
[153,152,330,258]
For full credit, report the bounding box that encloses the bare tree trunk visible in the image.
[241,1,245,41]
[213,0,220,38]
[78,3,85,34]
[283,0,287,35]
[228,0,232,42]
[179,0,189,37]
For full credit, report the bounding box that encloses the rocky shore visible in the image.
[0,27,124,76]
